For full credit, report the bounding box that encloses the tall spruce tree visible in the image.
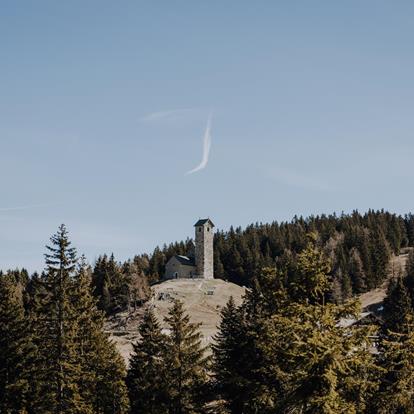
[212,268,290,413]
[73,257,129,414]
[30,224,84,413]
[29,226,129,414]
[93,337,130,414]
[292,233,331,305]
[164,300,209,414]
[262,301,378,414]
[0,277,33,413]
[375,321,414,413]
[370,228,391,287]
[256,236,379,413]
[404,249,414,303]
[212,297,249,414]
[127,308,169,414]
[383,277,413,335]
[349,248,367,293]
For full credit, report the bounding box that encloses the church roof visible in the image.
[174,255,195,266]
[194,218,215,227]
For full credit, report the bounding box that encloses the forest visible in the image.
[92,210,414,315]
[1,210,414,413]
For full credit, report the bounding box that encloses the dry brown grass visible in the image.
[106,279,246,363]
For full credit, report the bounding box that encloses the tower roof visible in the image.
[194,218,215,227]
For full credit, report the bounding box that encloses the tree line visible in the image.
[145,210,414,296]
[2,223,414,412]
[60,210,414,316]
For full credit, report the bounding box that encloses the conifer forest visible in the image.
[2,210,414,413]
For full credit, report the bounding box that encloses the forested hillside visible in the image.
[145,210,414,297]
[4,210,414,316]
[3,222,414,413]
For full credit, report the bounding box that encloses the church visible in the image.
[164,218,214,280]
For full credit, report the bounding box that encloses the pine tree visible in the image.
[0,276,33,413]
[93,337,130,414]
[257,237,379,413]
[292,233,331,305]
[74,256,129,414]
[349,248,367,293]
[92,255,112,313]
[30,224,84,414]
[375,322,414,413]
[212,297,249,413]
[68,257,97,413]
[29,226,129,414]
[370,228,391,286]
[406,214,414,246]
[127,308,169,414]
[404,249,414,303]
[266,301,378,414]
[221,268,290,413]
[383,277,413,334]
[164,300,209,414]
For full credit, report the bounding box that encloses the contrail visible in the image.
[186,115,212,175]
[0,203,54,212]
[139,108,197,122]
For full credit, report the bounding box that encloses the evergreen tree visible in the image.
[370,228,391,287]
[92,255,112,313]
[127,308,169,414]
[292,233,331,305]
[212,297,249,413]
[405,214,414,246]
[349,248,367,293]
[164,300,209,414]
[383,277,413,334]
[30,224,84,414]
[0,277,33,413]
[215,268,290,413]
[404,249,414,303]
[29,226,129,414]
[256,237,378,413]
[74,257,129,414]
[93,338,130,414]
[375,324,414,413]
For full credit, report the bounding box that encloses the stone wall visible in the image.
[164,257,196,280]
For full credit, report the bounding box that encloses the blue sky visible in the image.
[1,1,414,272]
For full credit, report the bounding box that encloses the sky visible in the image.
[1,1,414,272]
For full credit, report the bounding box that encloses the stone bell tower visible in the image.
[194,218,214,279]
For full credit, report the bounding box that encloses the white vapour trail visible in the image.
[186,115,212,175]
[139,108,197,122]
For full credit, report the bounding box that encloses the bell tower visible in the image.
[194,218,214,279]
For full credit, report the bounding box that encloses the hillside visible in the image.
[106,278,246,362]
[106,251,412,362]
[359,251,410,310]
